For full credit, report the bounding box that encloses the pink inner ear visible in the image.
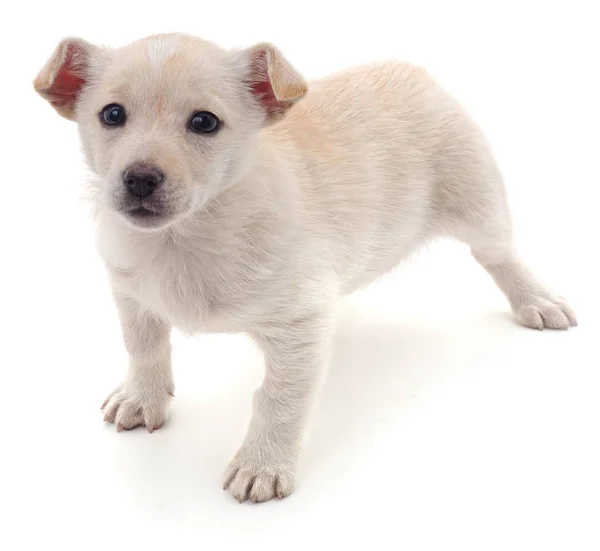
[49,44,86,109]
[252,79,279,112]
[250,49,291,118]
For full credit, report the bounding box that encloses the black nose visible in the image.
[123,164,164,198]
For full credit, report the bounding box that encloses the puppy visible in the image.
[34,33,576,503]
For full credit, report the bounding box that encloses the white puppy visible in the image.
[34,33,576,503]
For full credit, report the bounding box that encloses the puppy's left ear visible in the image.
[34,37,100,121]
[241,43,307,124]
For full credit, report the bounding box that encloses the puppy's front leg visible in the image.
[101,294,174,433]
[224,312,334,503]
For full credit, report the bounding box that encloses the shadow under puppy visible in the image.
[34,33,576,503]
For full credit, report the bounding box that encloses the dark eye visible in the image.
[190,111,220,134]
[101,104,126,126]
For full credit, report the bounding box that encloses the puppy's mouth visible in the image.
[113,186,184,230]
[127,206,158,218]
[121,203,171,229]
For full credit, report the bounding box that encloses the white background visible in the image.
[1,1,599,549]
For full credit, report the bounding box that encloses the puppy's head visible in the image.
[34,34,307,230]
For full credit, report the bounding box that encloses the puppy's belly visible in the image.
[341,237,430,294]
[337,207,435,294]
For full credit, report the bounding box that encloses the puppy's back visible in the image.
[265,61,497,291]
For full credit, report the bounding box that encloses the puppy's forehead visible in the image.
[100,34,238,109]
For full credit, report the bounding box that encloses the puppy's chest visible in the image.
[109,247,236,334]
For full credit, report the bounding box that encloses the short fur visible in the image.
[34,33,576,503]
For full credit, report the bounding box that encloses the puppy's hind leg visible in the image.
[448,173,577,330]
[473,247,577,330]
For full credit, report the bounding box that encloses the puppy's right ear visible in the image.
[33,38,99,121]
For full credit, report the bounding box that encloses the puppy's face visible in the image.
[34,34,307,230]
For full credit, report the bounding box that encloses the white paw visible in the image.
[101,383,173,433]
[515,295,577,330]
[223,447,296,503]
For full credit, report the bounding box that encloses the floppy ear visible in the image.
[33,37,98,121]
[242,43,308,123]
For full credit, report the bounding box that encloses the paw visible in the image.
[223,448,296,503]
[101,383,173,433]
[515,295,577,330]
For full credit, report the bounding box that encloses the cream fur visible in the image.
[34,32,576,503]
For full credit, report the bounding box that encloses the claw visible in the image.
[147,423,163,433]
